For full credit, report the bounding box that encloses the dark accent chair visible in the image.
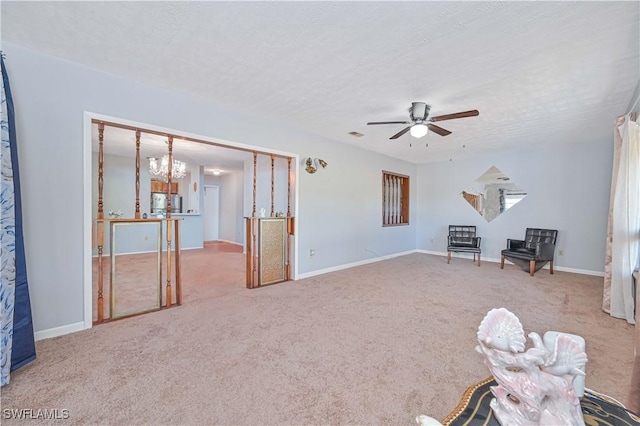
[447,225,481,266]
[501,228,558,276]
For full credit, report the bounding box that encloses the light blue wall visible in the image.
[6,42,416,333]
[224,174,243,244]
[91,152,152,221]
[205,171,244,244]
[204,172,244,244]
[416,139,613,273]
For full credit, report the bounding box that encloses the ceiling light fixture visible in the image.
[212,169,221,176]
[149,155,187,179]
[410,123,429,138]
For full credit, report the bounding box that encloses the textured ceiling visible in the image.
[3,1,639,163]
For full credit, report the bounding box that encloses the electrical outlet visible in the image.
[309,249,315,257]
[558,249,564,256]
[144,236,148,241]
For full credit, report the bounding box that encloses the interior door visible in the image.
[203,185,219,241]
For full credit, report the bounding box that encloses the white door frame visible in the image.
[83,112,300,331]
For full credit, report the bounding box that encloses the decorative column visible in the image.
[270,154,275,217]
[285,156,292,280]
[134,130,141,219]
[97,123,104,220]
[166,136,173,219]
[175,219,182,305]
[165,135,173,306]
[287,157,291,217]
[96,122,105,322]
[252,152,257,217]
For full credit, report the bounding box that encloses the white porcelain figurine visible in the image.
[475,308,587,426]
[415,415,443,426]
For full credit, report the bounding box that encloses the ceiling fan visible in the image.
[367,102,479,139]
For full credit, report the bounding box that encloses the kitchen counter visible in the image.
[173,213,204,249]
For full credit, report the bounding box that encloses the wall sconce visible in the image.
[305,157,328,174]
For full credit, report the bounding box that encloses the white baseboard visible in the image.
[552,266,604,277]
[416,249,500,263]
[35,321,86,341]
[296,250,417,280]
[215,239,243,246]
[416,249,448,257]
[415,249,604,276]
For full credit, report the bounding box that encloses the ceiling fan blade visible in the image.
[367,121,411,125]
[427,124,452,136]
[430,109,479,122]
[390,126,411,139]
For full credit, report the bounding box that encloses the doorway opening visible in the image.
[203,185,220,242]
[83,112,299,329]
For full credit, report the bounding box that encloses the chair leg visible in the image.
[530,260,535,277]
[478,253,481,267]
[500,255,505,269]
[447,251,451,264]
[550,260,554,274]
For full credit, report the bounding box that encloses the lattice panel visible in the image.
[259,218,286,285]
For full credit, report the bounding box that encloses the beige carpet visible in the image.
[2,250,634,425]
[91,241,234,320]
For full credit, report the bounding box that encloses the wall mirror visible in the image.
[462,166,527,222]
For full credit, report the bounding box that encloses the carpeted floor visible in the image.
[91,241,238,320]
[2,248,635,425]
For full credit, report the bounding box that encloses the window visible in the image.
[500,189,527,213]
[382,171,409,226]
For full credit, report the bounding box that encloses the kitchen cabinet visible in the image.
[151,181,163,193]
[151,181,178,194]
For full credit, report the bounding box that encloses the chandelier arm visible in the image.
[148,155,186,179]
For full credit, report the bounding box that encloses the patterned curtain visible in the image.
[1,54,36,385]
[603,112,640,325]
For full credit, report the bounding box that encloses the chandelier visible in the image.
[148,155,187,179]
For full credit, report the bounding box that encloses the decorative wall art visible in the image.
[462,166,527,222]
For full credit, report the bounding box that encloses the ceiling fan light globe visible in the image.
[410,124,429,138]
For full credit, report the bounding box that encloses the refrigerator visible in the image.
[151,193,182,214]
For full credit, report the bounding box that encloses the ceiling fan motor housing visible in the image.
[410,102,430,122]
[365,102,477,139]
